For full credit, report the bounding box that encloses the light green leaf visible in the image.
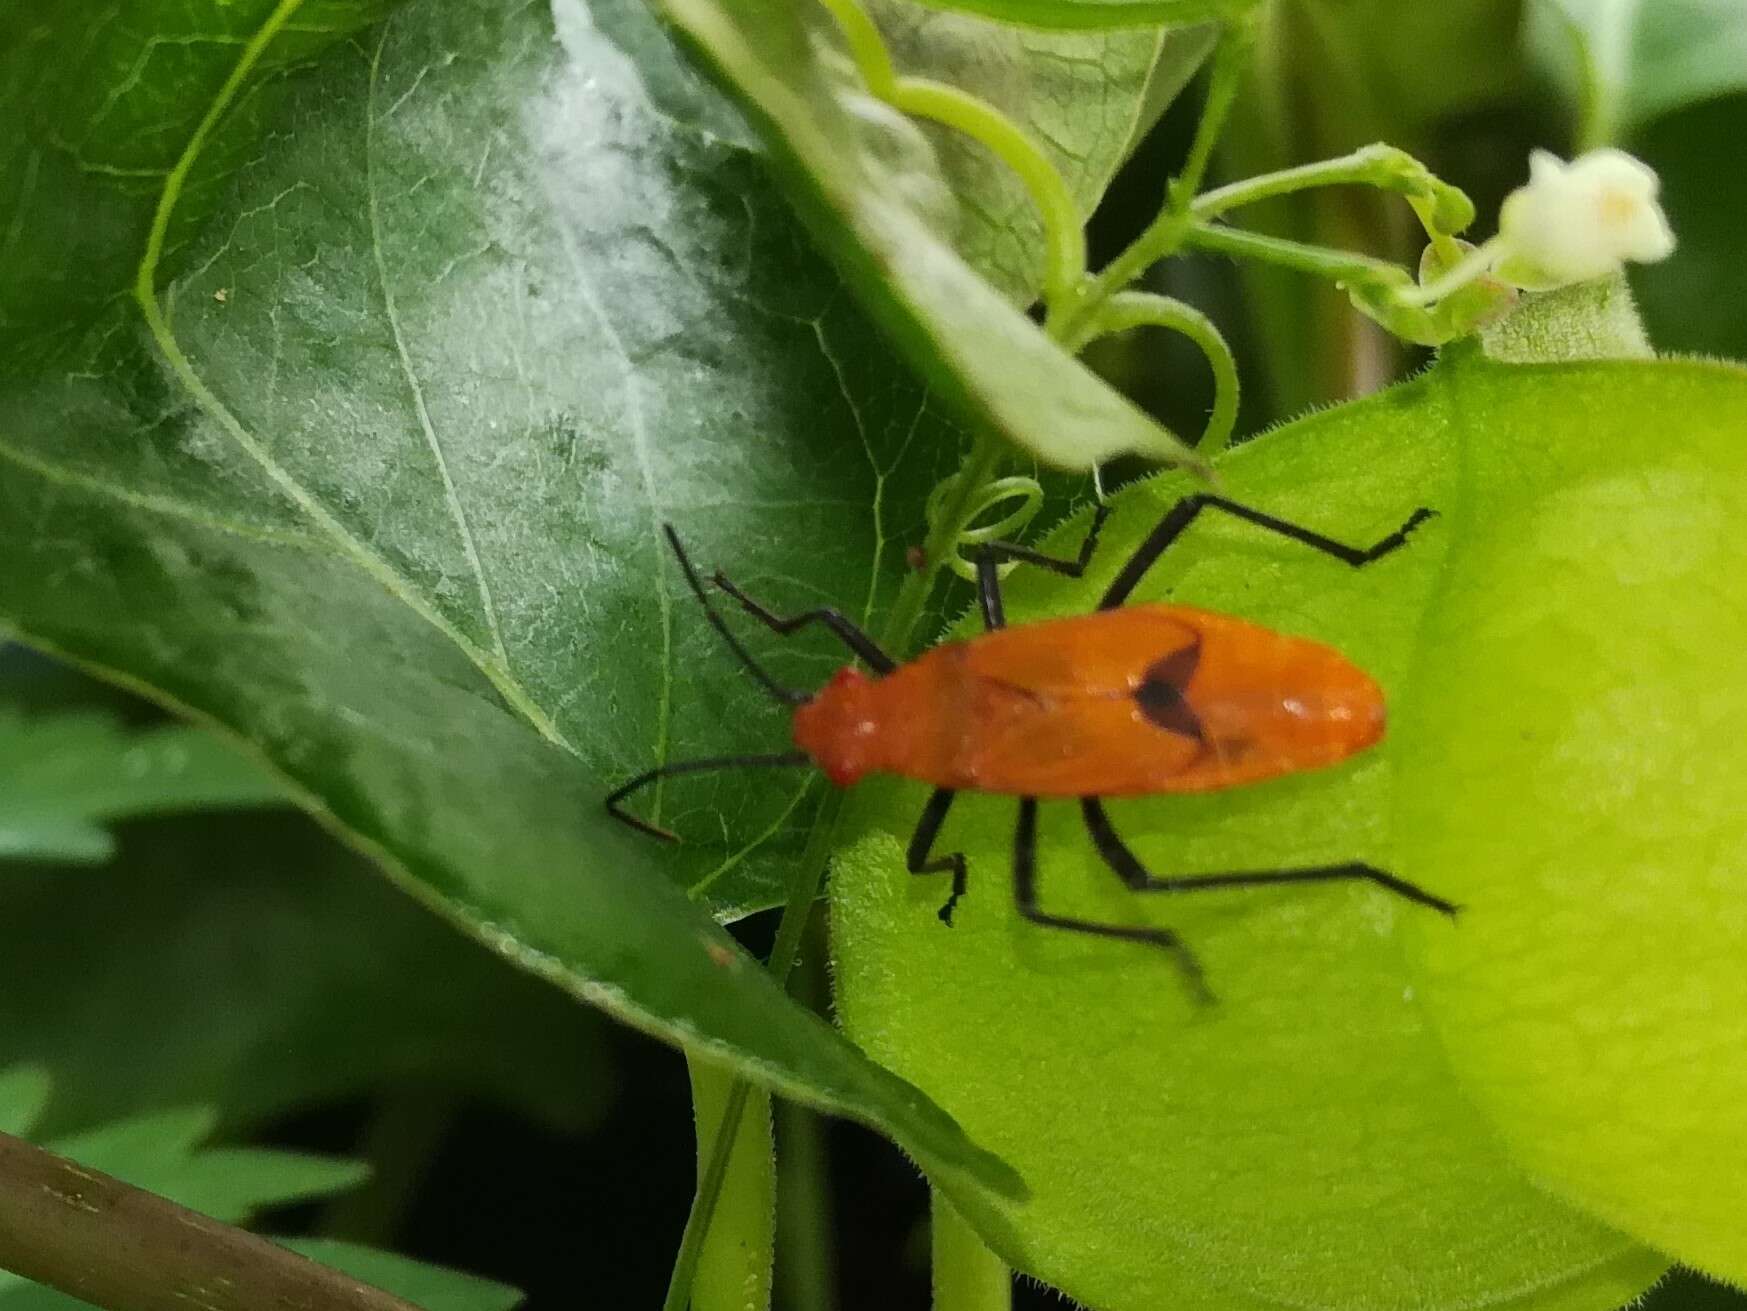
[1394,353,1747,1289]
[0,811,612,1138]
[871,6,1217,301]
[892,0,1251,31]
[1530,0,1747,143]
[835,350,1747,1306]
[0,0,1020,1213]
[0,707,284,863]
[278,1241,524,1311]
[658,0,1203,472]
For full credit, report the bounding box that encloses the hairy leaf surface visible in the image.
[836,349,1747,1307]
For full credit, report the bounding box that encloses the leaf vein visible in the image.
[534,170,676,797]
[127,0,576,757]
[0,438,319,550]
[367,26,511,667]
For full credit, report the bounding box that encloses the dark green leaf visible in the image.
[0,0,1021,1212]
[1630,95,1747,362]
[0,1100,368,1303]
[834,349,1747,1305]
[0,1240,524,1311]
[0,0,400,351]
[658,0,1203,471]
[278,1241,524,1311]
[43,1107,367,1223]
[0,1067,50,1139]
[0,811,612,1138]
[0,707,283,862]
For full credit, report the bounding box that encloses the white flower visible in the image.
[1493,148,1676,291]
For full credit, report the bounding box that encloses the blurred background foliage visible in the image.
[4,0,1746,1307]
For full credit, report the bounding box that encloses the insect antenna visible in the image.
[663,525,808,706]
[606,751,812,841]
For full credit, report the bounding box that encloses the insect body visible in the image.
[608,494,1454,992]
[793,605,1384,797]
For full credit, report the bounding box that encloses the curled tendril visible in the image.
[816,0,1086,312]
[925,472,1046,581]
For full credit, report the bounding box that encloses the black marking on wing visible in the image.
[1134,640,1204,741]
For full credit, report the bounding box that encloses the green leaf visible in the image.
[0,707,284,863]
[0,0,1020,1214]
[277,1241,524,1311]
[834,350,1747,1306]
[657,0,1203,472]
[0,1241,523,1311]
[0,1241,524,1311]
[0,810,612,1138]
[0,1067,51,1139]
[889,0,1250,31]
[870,7,1217,301]
[45,1107,368,1223]
[1529,0,1747,142]
[0,0,400,350]
[1393,353,1747,1290]
[0,1101,368,1302]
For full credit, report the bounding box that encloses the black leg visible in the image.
[977,503,1110,579]
[1012,798,1210,999]
[908,786,968,924]
[975,551,1005,631]
[1080,798,1459,915]
[973,502,1109,631]
[606,751,812,841]
[1099,496,1435,610]
[712,571,896,674]
[665,526,807,705]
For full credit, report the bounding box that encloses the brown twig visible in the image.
[0,1130,422,1311]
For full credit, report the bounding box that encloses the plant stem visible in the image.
[1172,15,1252,212]
[686,1061,775,1311]
[663,788,845,1311]
[0,1131,418,1311]
[1192,143,1472,235]
[776,912,840,1311]
[1076,291,1239,454]
[878,433,1005,650]
[931,1190,1009,1311]
[815,0,896,95]
[663,432,1008,1311]
[816,0,1084,311]
[1179,221,1409,292]
[1396,237,1502,307]
[888,79,1086,308]
[1057,18,1252,340]
[318,1089,453,1246]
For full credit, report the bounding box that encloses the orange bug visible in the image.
[608,495,1455,989]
